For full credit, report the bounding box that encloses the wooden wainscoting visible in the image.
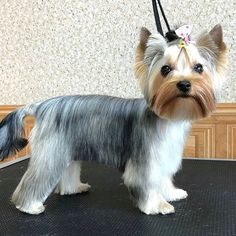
[0,104,236,162]
[183,104,236,159]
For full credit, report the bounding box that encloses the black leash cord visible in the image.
[157,0,171,32]
[152,0,171,35]
[152,0,164,36]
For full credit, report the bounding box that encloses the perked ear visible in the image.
[138,27,152,59]
[196,24,227,74]
[134,27,151,92]
[209,24,226,51]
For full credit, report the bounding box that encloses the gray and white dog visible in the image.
[0,25,227,215]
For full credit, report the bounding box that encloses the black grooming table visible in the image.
[1,159,236,236]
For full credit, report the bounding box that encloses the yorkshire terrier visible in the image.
[0,24,227,215]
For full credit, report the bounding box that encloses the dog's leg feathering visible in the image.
[55,161,91,195]
[12,132,71,215]
[123,160,175,215]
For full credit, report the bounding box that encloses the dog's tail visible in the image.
[0,103,38,161]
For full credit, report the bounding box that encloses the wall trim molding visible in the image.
[0,155,29,169]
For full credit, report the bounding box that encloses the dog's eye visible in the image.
[161,65,172,77]
[193,63,203,74]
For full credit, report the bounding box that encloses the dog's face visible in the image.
[135,25,227,121]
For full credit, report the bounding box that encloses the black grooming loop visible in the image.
[152,0,179,42]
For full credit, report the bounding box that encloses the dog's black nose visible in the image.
[176,80,191,93]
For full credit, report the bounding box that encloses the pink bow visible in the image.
[175,25,192,44]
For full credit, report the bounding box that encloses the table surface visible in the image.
[0,159,236,236]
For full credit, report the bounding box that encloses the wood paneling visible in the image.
[227,125,236,159]
[0,104,236,161]
[185,124,216,158]
[184,103,236,159]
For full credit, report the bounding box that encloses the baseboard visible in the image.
[0,155,30,169]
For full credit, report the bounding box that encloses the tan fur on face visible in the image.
[152,74,215,120]
[148,42,217,120]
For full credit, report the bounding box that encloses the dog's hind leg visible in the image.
[12,134,71,215]
[54,160,91,195]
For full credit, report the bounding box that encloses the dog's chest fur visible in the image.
[148,119,190,177]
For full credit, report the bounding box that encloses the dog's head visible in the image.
[135,25,227,121]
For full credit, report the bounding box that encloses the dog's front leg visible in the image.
[123,159,175,215]
[161,177,188,202]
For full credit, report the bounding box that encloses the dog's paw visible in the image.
[158,201,175,215]
[139,196,175,215]
[55,182,91,195]
[77,183,91,193]
[165,188,188,202]
[16,202,45,215]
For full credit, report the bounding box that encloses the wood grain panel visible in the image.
[227,125,236,159]
[184,124,216,158]
[0,103,235,161]
[184,103,236,159]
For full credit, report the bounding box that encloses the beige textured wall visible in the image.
[0,0,235,104]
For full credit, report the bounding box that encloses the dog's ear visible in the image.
[134,27,151,93]
[135,27,151,74]
[196,24,227,74]
[135,27,167,94]
[209,24,226,52]
[138,27,151,60]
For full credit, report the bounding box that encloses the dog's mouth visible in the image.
[177,94,191,98]
[156,93,207,119]
[152,79,216,120]
[176,94,206,114]
[163,93,197,106]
